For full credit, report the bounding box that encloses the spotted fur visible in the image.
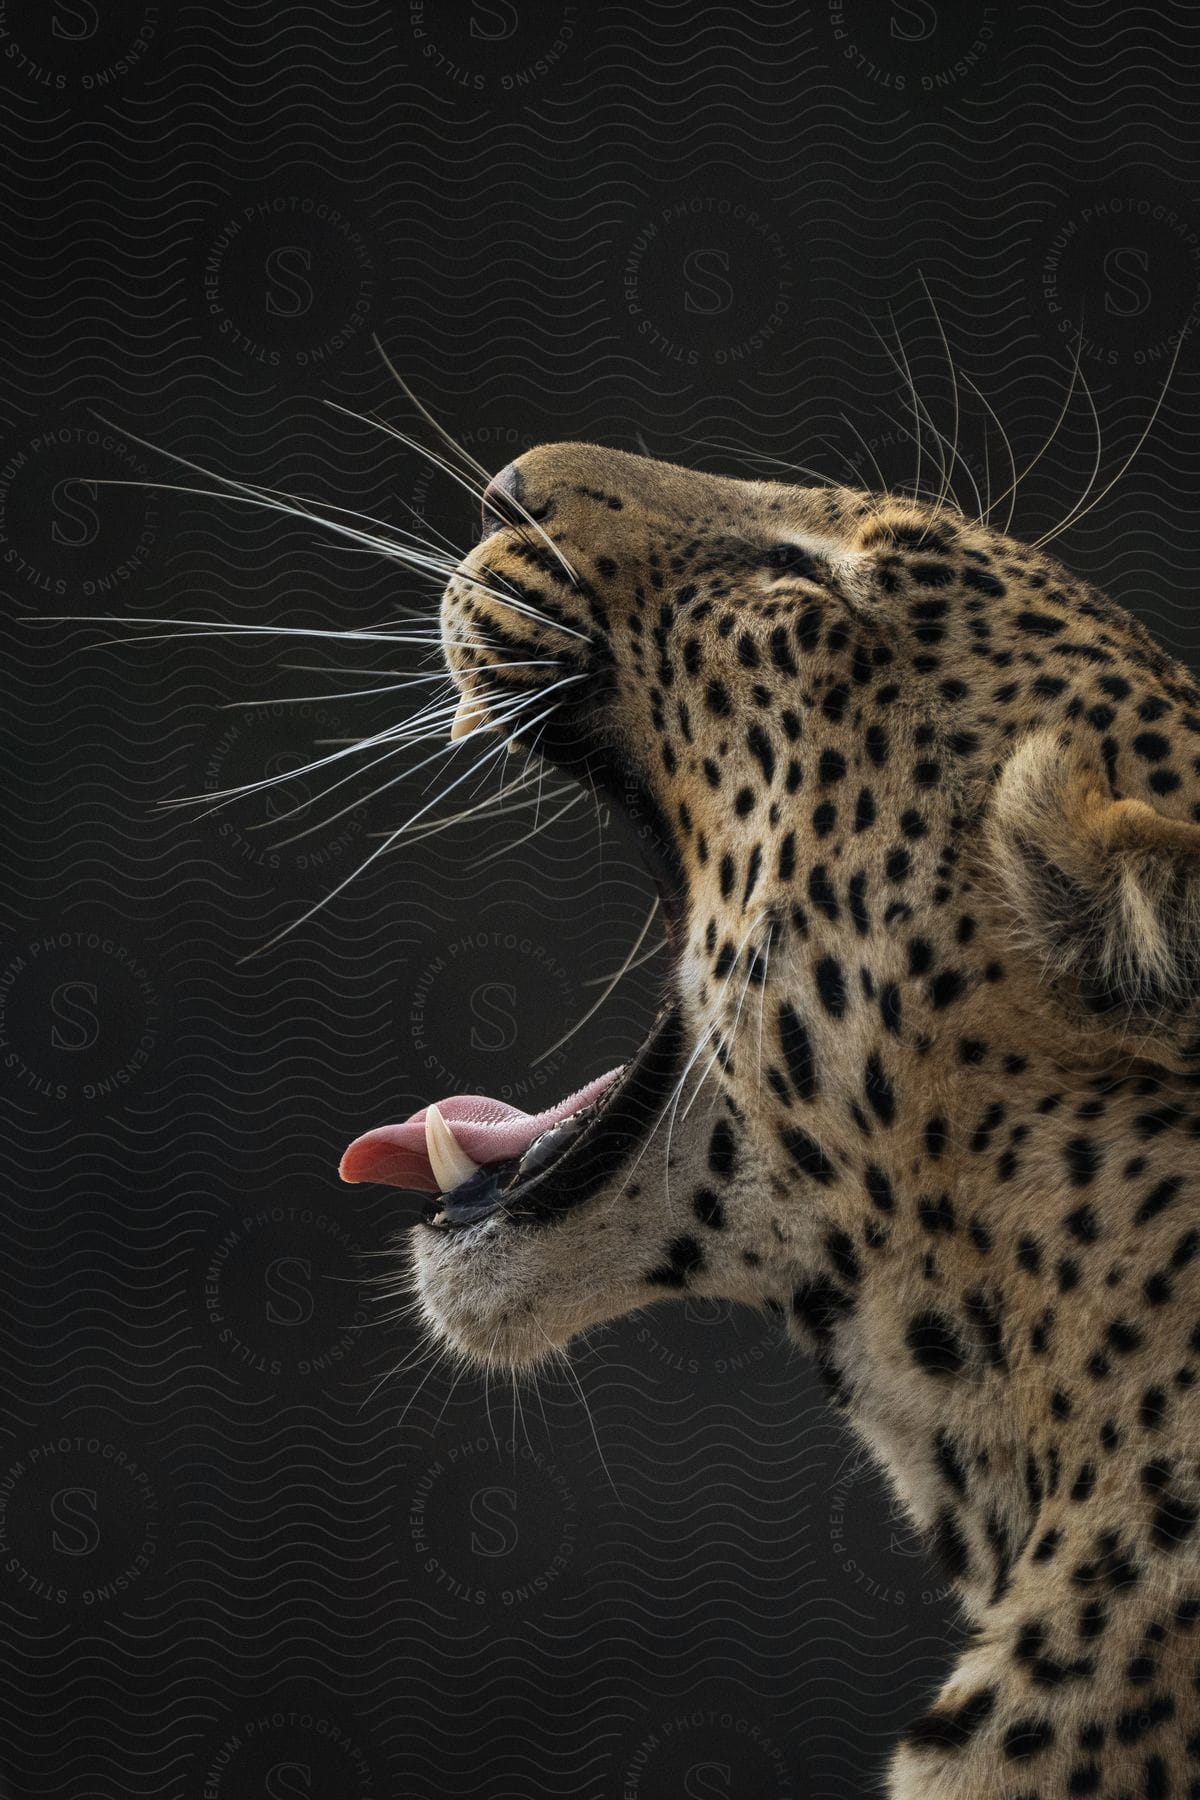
[414,444,1200,1798]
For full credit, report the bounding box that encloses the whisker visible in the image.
[78,428,581,639]
[982,325,1085,532]
[533,899,661,1065]
[372,334,495,488]
[238,678,588,958]
[261,679,578,845]
[920,274,967,519]
[345,411,582,592]
[1031,338,1119,549]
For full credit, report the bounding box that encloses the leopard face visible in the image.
[351,443,1199,1370]
[344,442,1200,1792]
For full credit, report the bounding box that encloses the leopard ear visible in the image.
[986,729,1200,1068]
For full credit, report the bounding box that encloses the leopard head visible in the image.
[341,444,1200,1371]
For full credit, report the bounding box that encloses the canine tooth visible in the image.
[425,1104,482,1193]
[450,694,487,741]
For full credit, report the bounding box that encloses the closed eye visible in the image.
[764,542,819,578]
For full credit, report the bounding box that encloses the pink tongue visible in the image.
[339,1068,623,1191]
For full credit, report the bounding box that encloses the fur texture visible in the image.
[407,445,1200,1796]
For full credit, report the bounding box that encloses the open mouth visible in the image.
[338,506,690,1231]
[340,1006,685,1230]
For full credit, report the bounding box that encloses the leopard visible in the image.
[341,441,1200,1798]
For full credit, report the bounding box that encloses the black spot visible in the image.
[809,865,839,922]
[824,1228,861,1286]
[908,938,934,977]
[854,787,876,832]
[1017,1236,1041,1274]
[1003,1716,1055,1760]
[1016,610,1066,637]
[1065,1137,1105,1187]
[782,1127,836,1185]
[746,724,776,784]
[646,1234,705,1288]
[935,1431,969,1495]
[929,969,967,1010]
[964,1286,1007,1369]
[1106,1318,1142,1354]
[904,1687,995,1753]
[818,748,847,785]
[1030,1538,1071,1583]
[1071,1463,1097,1503]
[907,1311,966,1377]
[822,682,849,722]
[791,1277,853,1341]
[865,1166,895,1213]
[970,1101,1004,1152]
[865,723,889,767]
[1145,1469,1199,1551]
[1136,1176,1185,1228]
[816,957,848,1018]
[848,872,870,937]
[864,1053,896,1126]
[692,1188,725,1230]
[769,625,797,675]
[795,607,822,654]
[918,1193,956,1235]
[778,1004,818,1102]
[708,1120,737,1179]
[1065,1204,1100,1243]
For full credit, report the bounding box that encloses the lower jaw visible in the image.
[421,1003,687,1233]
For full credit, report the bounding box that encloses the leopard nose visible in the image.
[479,462,525,540]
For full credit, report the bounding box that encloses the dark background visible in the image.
[2,3,1199,1796]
